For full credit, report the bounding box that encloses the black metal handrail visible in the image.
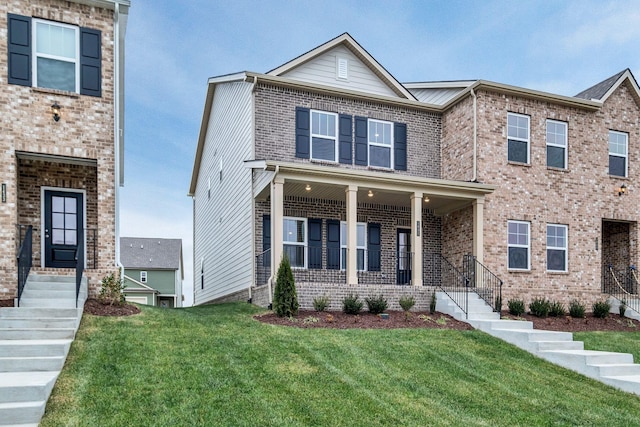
[431,253,469,318]
[75,231,85,308]
[464,254,503,312]
[604,265,639,316]
[17,225,33,307]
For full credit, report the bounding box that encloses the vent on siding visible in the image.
[336,57,348,80]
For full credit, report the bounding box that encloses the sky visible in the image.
[119,0,640,306]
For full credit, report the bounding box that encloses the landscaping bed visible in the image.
[502,311,640,332]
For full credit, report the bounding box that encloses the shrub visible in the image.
[365,294,388,315]
[549,301,566,317]
[529,297,551,318]
[98,269,125,306]
[342,294,363,315]
[313,295,330,312]
[399,295,415,312]
[593,300,611,319]
[273,255,299,318]
[569,300,586,318]
[429,291,437,314]
[619,299,627,317]
[508,299,525,316]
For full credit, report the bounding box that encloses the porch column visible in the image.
[411,192,423,286]
[473,197,484,264]
[271,177,285,276]
[346,185,358,285]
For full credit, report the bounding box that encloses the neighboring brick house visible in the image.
[120,237,184,308]
[189,33,640,311]
[1,0,129,300]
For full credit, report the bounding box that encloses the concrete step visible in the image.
[540,350,634,375]
[0,400,46,426]
[0,355,65,372]
[470,319,534,332]
[0,371,58,403]
[18,298,78,309]
[22,281,76,291]
[589,363,640,377]
[466,311,501,321]
[536,340,584,351]
[1,317,78,329]
[0,340,72,357]
[0,328,76,340]
[21,289,77,299]
[27,274,76,283]
[0,308,80,319]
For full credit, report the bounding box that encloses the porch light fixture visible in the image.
[424,196,430,203]
[51,102,61,122]
[305,184,311,192]
[618,183,627,196]
[368,190,373,198]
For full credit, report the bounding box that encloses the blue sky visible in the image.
[119,0,640,306]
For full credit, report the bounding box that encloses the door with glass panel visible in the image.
[44,190,83,268]
[397,228,411,285]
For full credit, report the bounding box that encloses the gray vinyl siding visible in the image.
[281,45,398,98]
[193,81,254,305]
[408,88,466,105]
[252,169,274,198]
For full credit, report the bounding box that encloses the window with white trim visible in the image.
[368,119,393,168]
[507,113,530,164]
[283,217,306,268]
[340,222,366,271]
[34,19,79,92]
[609,130,628,177]
[311,110,338,162]
[140,271,147,283]
[508,220,530,270]
[547,224,568,272]
[546,120,567,169]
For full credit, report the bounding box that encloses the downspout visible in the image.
[268,165,280,307]
[245,74,257,304]
[114,2,123,278]
[470,88,478,182]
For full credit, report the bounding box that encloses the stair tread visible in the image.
[0,339,73,345]
[0,371,58,387]
[0,400,45,409]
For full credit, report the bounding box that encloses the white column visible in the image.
[473,198,484,264]
[346,185,358,285]
[271,177,284,277]
[411,192,423,286]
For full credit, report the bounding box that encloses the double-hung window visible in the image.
[609,130,628,177]
[546,120,567,169]
[547,224,568,272]
[311,110,338,161]
[508,220,530,270]
[34,19,79,92]
[140,271,148,283]
[340,222,366,271]
[507,113,530,164]
[283,217,306,268]
[368,119,393,168]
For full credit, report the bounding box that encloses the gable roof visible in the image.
[267,33,416,101]
[120,237,183,271]
[575,69,640,103]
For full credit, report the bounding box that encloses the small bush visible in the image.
[429,291,437,314]
[549,301,566,317]
[569,300,586,318]
[593,300,611,319]
[98,269,125,306]
[342,294,363,315]
[619,299,627,317]
[365,294,388,315]
[273,255,299,318]
[508,299,525,316]
[313,295,330,312]
[529,297,551,318]
[399,295,415,312]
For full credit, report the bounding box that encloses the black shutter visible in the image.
[368,223,381,272]
[338,114,353,164]
[394,122,407,171]
[80,27,102,97]
[262,215,271,267]
[7,14,31,87]
[326,220,340,270]
[308,218,322,269]
[354,116,368,165]
[295,107,310,158]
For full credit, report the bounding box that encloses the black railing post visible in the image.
[75,233,85,308]
[16,225,33,307]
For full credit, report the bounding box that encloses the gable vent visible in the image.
[337,57,348,80]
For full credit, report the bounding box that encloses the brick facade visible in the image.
[1,1,119,299]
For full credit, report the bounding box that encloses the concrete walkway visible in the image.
[437,292,640,396]
[0,274,86,426]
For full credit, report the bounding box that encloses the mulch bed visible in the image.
[0,298,140,316]
[0,299,13,308]
[502,311,640,332]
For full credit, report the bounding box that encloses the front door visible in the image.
[44,190,83,268]
[397,228,411,285]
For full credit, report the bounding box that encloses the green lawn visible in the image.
[41,303,640,427]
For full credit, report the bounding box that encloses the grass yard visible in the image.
[41,303,640,427]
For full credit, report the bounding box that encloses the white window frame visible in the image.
[546,224,568,272]
[140,271,148,283]
[507,113,530,164]
[507,220,530,271]
[283,217,307,269]
[368,118,394,168]
[32,18,80,93]
[310,110,338,162]
[340,222,367,271]
[546,120,568,169]
[609,130,628,177]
